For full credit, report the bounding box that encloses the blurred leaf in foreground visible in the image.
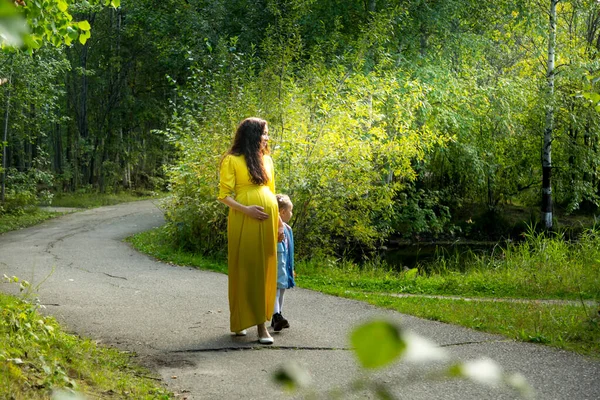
[351,320,406,369]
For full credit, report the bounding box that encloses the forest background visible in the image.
[1,0,600,260]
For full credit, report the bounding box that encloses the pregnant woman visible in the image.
[217,117,281,344]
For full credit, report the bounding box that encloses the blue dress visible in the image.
[276,223,296,289]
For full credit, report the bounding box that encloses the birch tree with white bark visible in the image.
[542,0,559,229]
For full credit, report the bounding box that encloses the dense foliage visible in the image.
[161,0,600,257]
[1,0,172,213]
[1,0,599,256]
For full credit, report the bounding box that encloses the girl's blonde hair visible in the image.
[276,194,292,211]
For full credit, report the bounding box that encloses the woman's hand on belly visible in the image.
[219,196,269,221]
[244,205,269,220]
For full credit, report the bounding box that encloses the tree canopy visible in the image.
[1,0,599,257]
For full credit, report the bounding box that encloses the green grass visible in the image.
[51,191,163,208]
[127,226,600,356]
[0,209,60,235]
[299,229,600,301]
[304,288,600,356]
[126,227,227,274]
[0,290,171,399]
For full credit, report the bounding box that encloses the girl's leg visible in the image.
[274,289,283,315]
[278,289,286,313]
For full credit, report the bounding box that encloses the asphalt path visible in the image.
[0,200,598,399]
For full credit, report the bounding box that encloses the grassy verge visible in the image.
[126,228,226,274]
[0,290,171,399]
[305,288,599,356]
[0,210,60,235]
[128,226,600,357]
[51,191,163,208]
[300,229,600,301]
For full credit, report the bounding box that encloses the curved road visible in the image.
[0,200,598,399]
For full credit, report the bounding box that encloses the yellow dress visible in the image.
[218,154,278,332]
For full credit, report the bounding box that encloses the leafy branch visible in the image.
[274,319,534,399]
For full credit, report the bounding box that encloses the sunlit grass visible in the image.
[297,229,600,301]
[335,292,600,356]
[126,227,226,274]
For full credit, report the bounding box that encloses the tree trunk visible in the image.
[80,41,90,183]
[28,101,37,168]
[99,138,109,193]
[368,0,376,13]
[89,136,99,186]
[77,12,95,185]
[54,121,62,175]
[1,73,11,203]
[542,0,558,230]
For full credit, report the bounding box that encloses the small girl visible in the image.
[272,194,295,331]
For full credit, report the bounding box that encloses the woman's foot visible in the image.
[257,323,273,345]
[233,330,247,336]
[259,336,274,344]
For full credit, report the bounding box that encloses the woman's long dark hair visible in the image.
[228,117,270,185]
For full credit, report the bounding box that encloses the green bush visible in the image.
[1,168,55,215]
[391,185,455,239]
[161,35,447,258]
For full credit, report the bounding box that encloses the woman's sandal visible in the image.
[258,336,274,345]
[234,330,247,336]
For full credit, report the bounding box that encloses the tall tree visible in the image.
[0,63,11,202]
[542,0,558,229]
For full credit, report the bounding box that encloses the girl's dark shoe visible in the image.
[272,313,290,332]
